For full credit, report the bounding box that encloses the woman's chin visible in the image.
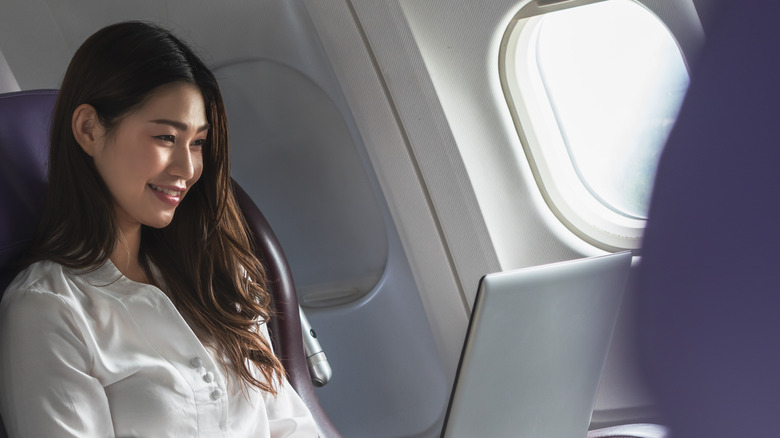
[144,214,176,229]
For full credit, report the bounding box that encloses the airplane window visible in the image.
[501,0,689,250]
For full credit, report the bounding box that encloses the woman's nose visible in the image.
[169,143,196,180]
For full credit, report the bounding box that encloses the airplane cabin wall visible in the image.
[0,48,19,93]
[304,0,705,428]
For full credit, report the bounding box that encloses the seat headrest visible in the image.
[0,90,58,288]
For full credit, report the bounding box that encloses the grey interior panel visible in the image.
[216,60,387,305]
[216,59,447,437]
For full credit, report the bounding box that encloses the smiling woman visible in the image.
[0,22,317,437]
[73,83,207,241]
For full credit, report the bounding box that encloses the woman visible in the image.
[0,21,317,437]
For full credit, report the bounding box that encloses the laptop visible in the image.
[441,251,632,438]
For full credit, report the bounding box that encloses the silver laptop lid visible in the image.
[442,251,632,438]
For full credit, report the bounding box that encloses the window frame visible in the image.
[498,0,687,252]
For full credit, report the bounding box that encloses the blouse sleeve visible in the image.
[257,322,319,438]
[0,289,114,437]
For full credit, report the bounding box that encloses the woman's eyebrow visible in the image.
[148,119,210,133]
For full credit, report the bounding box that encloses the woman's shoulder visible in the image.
[4,260,69,292]
[0,261,86,332]
[1,260,86,308]
[0,259,126,334]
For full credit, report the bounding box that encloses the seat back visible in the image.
[0,90,339,438]
[0,90,56,292]
[637,1,780,437]
[233,182,339,437]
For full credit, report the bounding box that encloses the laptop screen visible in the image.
[441,252,632,438]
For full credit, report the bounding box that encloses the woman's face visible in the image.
[90,82,209,232]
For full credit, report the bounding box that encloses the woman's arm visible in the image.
[0,289,114,437]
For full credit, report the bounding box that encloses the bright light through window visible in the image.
[534,0,689,219]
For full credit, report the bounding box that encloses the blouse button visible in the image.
[190,357,203,368]
[203,372,214,383]
[211,388,223,400]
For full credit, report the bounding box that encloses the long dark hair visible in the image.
[26,21,284,394]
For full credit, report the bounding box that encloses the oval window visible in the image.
[501,0,689,250]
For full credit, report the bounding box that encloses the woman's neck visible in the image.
[110,223,149,284]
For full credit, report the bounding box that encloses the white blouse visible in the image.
[0,260,318,437]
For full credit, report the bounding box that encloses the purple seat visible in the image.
[637,1,780,437]
[0,89,340,438]
[0,90,55,293]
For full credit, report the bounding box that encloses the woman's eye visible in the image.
[191,138,207,148]
[156,135,175,143]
